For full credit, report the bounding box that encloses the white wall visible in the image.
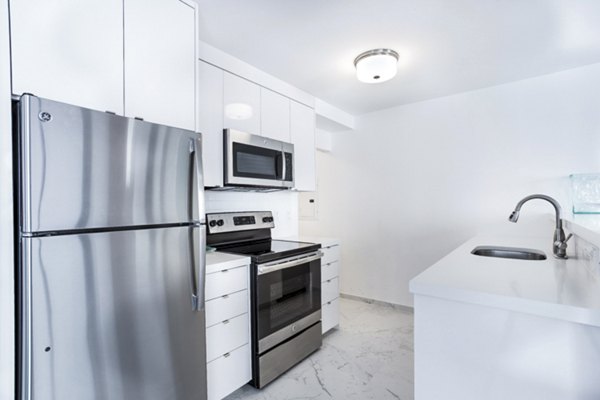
[0,0,14,396]
[206,191,299,238]
[301,63,600,307]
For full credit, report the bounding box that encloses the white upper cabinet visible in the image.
[290,101,316,191]
[10,0,124,114]
[124,0,196,131]
[223,72,260,135]
[260,88,290,142]
[197,60,224,187]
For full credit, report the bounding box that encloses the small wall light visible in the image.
[225,103,253,120]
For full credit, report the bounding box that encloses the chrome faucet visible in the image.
[508,194,572,259]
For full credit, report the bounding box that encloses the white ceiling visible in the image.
[195,0,600,116]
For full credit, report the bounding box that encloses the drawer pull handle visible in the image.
[221,269,229,273]
[223,352,231,358]
[222,319,230,325]
[327,301,332,305]
[222,294,229,299]
[326,279,331,283]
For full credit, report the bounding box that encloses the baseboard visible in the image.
[339,293,414,314]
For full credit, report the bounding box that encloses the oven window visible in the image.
[233,142,281,180]
[256,259,321,339]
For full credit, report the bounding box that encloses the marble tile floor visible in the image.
[225,297,414,400]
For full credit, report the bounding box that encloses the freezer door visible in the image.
[20,226,207,400]
[18,95,205,234]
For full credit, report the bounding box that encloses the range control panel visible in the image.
[206,211,275,234]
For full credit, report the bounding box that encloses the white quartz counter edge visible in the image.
[206,251,250,274]
[275,235,340,248]
[409,234,600,327]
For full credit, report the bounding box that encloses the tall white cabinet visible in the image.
[290,101,316,192]
[223,72,261,135]
[124,0,197,130]
[10,0,197,131]
[10,0,124,114]
[197,61,224,188]
[260,88,290,142]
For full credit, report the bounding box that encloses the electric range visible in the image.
[206,211,323,388]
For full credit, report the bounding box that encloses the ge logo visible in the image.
[38,112,52,122]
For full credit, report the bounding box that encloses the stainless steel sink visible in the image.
[471,246,547,261]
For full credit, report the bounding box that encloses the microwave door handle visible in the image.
[275,151,283,180]
[281,150,286,182]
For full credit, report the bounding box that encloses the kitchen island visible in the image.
[409,233,600,400]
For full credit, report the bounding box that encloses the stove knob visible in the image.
[216,219,224,227]
[209,220,217,227]
[268,217,274,222]
[262,217,269,223]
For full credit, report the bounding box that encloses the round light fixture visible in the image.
[354,48,399,83]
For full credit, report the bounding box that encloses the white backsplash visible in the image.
[205,190,299,238]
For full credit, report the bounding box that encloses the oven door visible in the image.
[225,129,292,188]
[255,251,322,354]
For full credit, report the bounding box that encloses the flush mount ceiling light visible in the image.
[354,48,399,83]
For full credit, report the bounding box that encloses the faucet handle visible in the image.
[557,233,573,250]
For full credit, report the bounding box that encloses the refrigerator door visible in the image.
[18,94,205,234]
[21,225,207,400]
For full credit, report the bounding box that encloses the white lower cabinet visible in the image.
[321,277,339,305]
[205,265,248,300]
[319,242,341,334]
[205,289,248,327]
[321,298,340,334]
[207,344,251,400]
[205,253,252,400]
[206,313,249,362]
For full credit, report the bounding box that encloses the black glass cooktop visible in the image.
[219,239,321,263]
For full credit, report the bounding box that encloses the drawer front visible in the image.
[321,245,340,265]
[321,298,340,334]
[321,261,339,283]
[206,313,249,363]
[205,265,248,301]
[206,289,248,328]
[321,277,339,305]
[207,343,251,400]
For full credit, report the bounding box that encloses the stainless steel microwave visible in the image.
[224,129,294,189]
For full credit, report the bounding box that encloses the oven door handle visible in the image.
[257,251,323,275]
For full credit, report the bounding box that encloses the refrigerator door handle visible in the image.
[189,225,206,312]
[198,225,206,311]
[188,227,198,311]
[189,138,206,223]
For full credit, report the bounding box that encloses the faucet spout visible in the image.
[508,194,570,259]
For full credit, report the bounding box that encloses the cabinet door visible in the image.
[197,60,224,187]
[223,72,260,135]
[260,88,290,142]
[10,0,123,114]
[290,101,316,191]
[124,0,196,131]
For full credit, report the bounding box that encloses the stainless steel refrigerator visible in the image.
[15,94,207,400]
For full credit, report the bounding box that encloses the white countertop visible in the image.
[409,234,600,327]
[275,235,340,248]
[563,214,600,247]
[206,251,250,274]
